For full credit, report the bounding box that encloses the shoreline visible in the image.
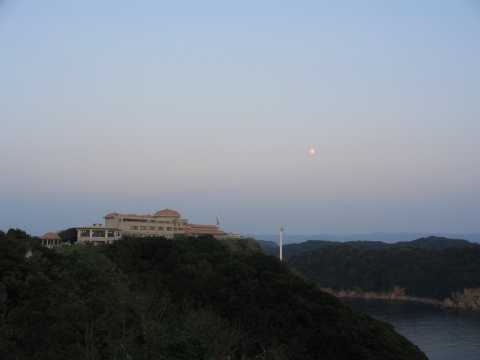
[321,288,480,312]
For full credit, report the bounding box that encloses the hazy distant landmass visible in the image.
[255,233,480,244]
[259,236,480,310]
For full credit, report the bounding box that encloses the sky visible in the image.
[1,0,479,236]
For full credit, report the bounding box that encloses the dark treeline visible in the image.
[285,237,480,300]
[0,229,426,360]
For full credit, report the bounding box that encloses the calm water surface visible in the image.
[345,299,480,360]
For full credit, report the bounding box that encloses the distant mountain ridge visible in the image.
[275,236,480,303]
[255,233,480,244]
[396,236,477,250]
[257,236,480,259]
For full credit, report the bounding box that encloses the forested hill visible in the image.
[395,236,477,250]
[258,236,479,260]
[285,237,480,301]
[0,229,427,360]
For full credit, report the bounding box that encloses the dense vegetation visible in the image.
[257,236,477,260]
[284,237,480,301]
[0,229,427,359]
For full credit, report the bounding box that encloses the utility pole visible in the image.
[279,226,284,261]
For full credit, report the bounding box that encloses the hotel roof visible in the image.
[154,209,181,218]
[185,224,225,236]
[105,209,182,219]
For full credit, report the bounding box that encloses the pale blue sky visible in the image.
[1,0,479,235]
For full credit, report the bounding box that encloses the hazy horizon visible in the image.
[1,1,479,235]
[254,232,480,245]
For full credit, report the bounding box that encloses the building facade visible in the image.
[75,209,227,244]
[76,224,122,245]
[105,208,226,239]
[104,209,189,239]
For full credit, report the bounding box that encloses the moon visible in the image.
[308,146,317,157]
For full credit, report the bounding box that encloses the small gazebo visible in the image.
[41,232,61,249]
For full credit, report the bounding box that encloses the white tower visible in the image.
[279,226,284,261]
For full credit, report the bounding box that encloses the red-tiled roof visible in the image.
[185,224,225,236]
[105,210,182,219]
[41,232,61,241]
[154,209,181,218]
[104,212,119,219]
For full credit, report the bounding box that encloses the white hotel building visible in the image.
[76,209,227,245]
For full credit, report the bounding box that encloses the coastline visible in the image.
[321,287,480,312]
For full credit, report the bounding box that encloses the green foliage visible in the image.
[218,236,262,255]
[288,239,480,299]
[0,231,427,360]
[0,238,132,360]
[58,228,78,244]
[5,228,30,241]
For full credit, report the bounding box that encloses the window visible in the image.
[130,226,138,230]
[107,231,115,238]
[92,230,105,238]
[149,226,155,230]
[80,230,90,237]
[124,218,147,223]
[158,227,164,231]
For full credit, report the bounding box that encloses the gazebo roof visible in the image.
[41,232,61,241]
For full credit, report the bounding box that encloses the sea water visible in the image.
[345,299,480,360]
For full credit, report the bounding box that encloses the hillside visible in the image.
[287,237,480,302]
[396,236,477,250]
[258,236,478,260]
[255,239,278,256]
[0,229,427,360]
[257,240,398,259]
[257,239,338,258]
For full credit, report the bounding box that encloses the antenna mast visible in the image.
[279,226,284,261]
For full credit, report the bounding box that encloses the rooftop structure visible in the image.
[154,209,181,217]
[184,224,226,237]
[41,232,61,248]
